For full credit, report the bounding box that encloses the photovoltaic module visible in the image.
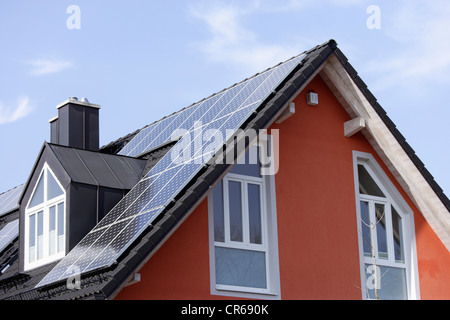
[36,53,305,288]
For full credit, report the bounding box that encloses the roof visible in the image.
[0,39,448,300]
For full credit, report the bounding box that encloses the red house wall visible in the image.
[116,75,450,300]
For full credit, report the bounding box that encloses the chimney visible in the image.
[50,97,101,151]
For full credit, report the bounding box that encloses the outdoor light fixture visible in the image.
[307,91,319,106]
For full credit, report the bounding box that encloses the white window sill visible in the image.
[213,285,280,300]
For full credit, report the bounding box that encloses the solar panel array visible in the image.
[36,54,305,288]
[118,55,304,158]
[0,219,19,254]
[0,185,24,217]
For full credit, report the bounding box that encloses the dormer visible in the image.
[18,99,147,272]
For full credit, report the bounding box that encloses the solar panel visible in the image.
[36,54,305,288]
[0,185,24,217]
[118,101,204,157]
[0,219,19,254]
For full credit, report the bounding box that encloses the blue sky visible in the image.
[0,0,449,196]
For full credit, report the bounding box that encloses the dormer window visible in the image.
[25,163,66,270]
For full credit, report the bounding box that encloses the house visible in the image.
[0,39,449,300]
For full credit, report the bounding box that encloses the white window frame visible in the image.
[208,148,281,299]
[217,173,268,293]
[353,151,420,300]
[24,163,66,271]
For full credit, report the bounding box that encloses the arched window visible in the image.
[208,144,281,299]
[353,151,419,300]
[25,163,66,270]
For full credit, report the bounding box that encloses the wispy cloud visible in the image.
[27,59,75,76]
[0,97,34,125]
[188,2,304,73]
[362,0,450,93]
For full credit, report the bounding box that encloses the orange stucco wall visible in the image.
[116,75,450,300]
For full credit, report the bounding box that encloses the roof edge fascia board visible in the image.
[321,54,450,251]
[267,59,327,130]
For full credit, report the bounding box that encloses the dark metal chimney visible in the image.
[50,97,100,151]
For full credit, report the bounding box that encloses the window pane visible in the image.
[392,206,404,262]
[49,206,56,255]
[37,211,44,260]
[360,201,372,256]
[49,206,56,231]
[47,170,64,200]
[230,147,260,178]
[248,183,262,244]
[358,165,385,197]
[29,175,44,208]
[29,214,36,263]
[215,247,267,289]
[365,264,407,300]
[213,181,225,242]
[375,204,388,259]
[58,202,65,253]
[228,181,243,242]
